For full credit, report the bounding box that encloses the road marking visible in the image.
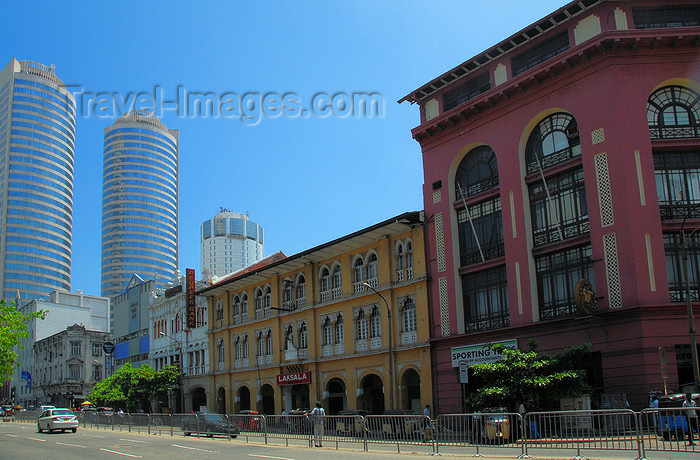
[56,441,87,448]
[119,438,148,443]
[172,444,219,453]
[86,434,106,438]
[6,434,18,437]
[249,455,295,460]
[100,448,143,458]
[26,436,47,442]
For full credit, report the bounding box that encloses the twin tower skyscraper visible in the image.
[0,58,179,302]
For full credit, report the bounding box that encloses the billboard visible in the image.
[450,339,517,367]
[186,268,196,329]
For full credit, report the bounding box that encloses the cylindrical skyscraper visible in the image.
[0,58,76,303]
[201,210,264,279]
[101,110,178,298]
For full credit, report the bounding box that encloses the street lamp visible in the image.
[681,204,700,392]
[363,282,394,411]
[159,332,185,413]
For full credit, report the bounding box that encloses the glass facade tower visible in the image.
[0,58,76,303]
[101,111,178,298]
[201,210,264,278]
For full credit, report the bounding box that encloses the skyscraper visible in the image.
[201,209,263,279]
[0,58,76,303]
[101,110,178,298]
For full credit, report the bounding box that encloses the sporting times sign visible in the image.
[451,339,517,368]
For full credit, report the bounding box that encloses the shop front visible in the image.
[277,371,311,412]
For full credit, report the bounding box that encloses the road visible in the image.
[2,420,700,460]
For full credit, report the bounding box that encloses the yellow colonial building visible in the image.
[196,211,432,415]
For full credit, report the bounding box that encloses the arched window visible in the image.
[285,325,294,350]
[455,145,499,199]
[241,293,248,316]
[282,279,293,308]
[405,242,413,270]
[335,314,344,344]
[298,322,308,349]
[323,317,333,346]
[401,297,417,333]
[264,286,272,309]
[295,275,306,307]
[525,112,581,174]
[215,299,224,321]
[356,310,368,341]
[320,267,331,293]
[526,113,587,246]
[366,253,378,281]
[396,242,405,270]
[332,264,342,297]
[648,85,700,139]
[254,287,264,316]
[370,306,381,338]
[232,295,241,318]
[353,257,365,284]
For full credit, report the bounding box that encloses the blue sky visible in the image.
[3,0,566,295]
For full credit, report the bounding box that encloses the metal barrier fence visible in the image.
[11,408,700,457]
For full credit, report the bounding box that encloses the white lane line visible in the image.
[172,444,219,453]
[86,434,106,438]
[6,434,18,437]
[100,448,143,458]
[26,436,47,442]
[56,441,87,448]
[248,455,295,460]
[119,438,148,443]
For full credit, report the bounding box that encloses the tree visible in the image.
[0,299,46,382]
[89,363,180,412]
[466,340,592,411]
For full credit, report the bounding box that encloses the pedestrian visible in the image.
[310,401,325,447]
[472,408,483,444]
[423,404,431,418]
[683,393,698,445]
[518,401,527,439]
[423,404,433,442]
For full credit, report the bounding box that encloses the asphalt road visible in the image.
[2,420,700,460]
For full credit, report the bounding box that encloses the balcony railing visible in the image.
[284,349,298,361]
[320,290,331,302]
[298,348,308,360]
[332,287,342,299]
[295,297,306,308]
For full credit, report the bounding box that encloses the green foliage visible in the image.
[466,342,592,411]
[0,299,46,381]
[89,363,180,411]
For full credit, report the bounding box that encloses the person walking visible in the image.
[310,401,326,447]
[684,393,698,445]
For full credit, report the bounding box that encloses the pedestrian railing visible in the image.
[13,407,700,457]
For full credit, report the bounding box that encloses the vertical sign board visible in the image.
[459,361,469,383]
[186,268,196,329]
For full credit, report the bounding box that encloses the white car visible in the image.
[37,408,78,433]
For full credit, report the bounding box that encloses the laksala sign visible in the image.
[276,371,311,386]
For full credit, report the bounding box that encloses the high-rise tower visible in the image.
[201,210,263,278]
[101,111,178,297]
[0,58,76,303]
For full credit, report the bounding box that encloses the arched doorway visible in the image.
[260,384,275,414]
[191,387,207,413]
[238,386,251,411]
[216,387,226,414]
[401,368,421,413]
[291,384,310,410]
[327,378,346,415]
[359,374,385,414]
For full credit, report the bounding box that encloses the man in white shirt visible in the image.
[310,402,325,447]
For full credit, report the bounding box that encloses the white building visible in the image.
[201,210,264,279]
[32,324,111,408]
[148,275,209,413]
[12,290,110,408]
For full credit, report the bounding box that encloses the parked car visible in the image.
[238,409,261,430]
[37,408,78,433]
[655,393,700,441]
[482,407,511,442]
[1,405,13,417]
[96,407,114,416]
[181,412,240,438]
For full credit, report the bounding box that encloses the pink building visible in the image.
[401,0,700,412]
